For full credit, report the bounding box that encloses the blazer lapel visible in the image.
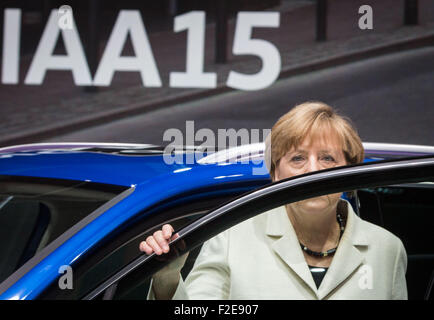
[266,207,318,295]
[317,202,369,299]
[265,201,370,300]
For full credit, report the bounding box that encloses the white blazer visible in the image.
[148,200,408,300]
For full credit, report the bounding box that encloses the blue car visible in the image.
[0,142,433,300]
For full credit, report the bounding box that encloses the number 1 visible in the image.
[170,11,217,88]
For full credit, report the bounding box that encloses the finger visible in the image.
[171,232,180,241]
[146,236,163,255]
[162,224,174,239]
[153,230,170,253]
[139,241,153,255]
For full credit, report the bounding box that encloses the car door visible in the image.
[81,155,434,300]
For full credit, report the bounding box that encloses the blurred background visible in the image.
[0,0,433,148]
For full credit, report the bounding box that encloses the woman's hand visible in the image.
[139,224,189,299]
[139,224,189,276]
[139,224,178,256]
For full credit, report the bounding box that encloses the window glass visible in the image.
[377,183,433,255]
[0,175,128,284]
[358,182,434,299]
[112,181,433,300]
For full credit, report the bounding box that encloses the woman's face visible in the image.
[274,132,347,215]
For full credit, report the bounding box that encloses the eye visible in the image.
[322,155,336,162]
[291,155,305,162]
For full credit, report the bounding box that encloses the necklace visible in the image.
[299,213,345,258]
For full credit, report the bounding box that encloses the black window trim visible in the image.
[0,185,135,296]
[83,155,434,300]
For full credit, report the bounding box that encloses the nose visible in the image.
[306,157,321,173]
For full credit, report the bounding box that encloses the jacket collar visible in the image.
[265,200,369,299]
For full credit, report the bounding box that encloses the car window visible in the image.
[357,182,434,299]
[93,158,433,300]
[0,175,128,285]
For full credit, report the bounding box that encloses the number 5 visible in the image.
[227,12,281,91]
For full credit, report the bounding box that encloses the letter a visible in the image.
[58,265,73,290]
[25,10,92,85]
[358,5,373,30]
[93,10,161,87]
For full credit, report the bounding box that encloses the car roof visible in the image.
[0,143,215,187]
[1,142,433,187]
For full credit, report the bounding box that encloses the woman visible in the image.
[140,101,408,299]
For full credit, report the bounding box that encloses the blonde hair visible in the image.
[265,101,364,180]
